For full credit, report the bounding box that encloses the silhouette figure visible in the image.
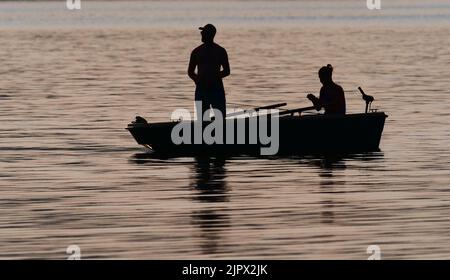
[307,64,346,115]
[188,24,230,119]
[190,156,229,254]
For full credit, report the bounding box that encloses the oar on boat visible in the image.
[226,102,287,118]
[278,106,316,117]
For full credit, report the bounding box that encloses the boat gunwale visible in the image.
[126,111,388,129]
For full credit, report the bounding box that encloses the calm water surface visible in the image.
[0,1,450,259]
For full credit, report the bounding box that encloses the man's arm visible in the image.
[307,93,322,111]
[188,50,198,83]
[220,49,230,78]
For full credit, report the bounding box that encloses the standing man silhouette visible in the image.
[188,24,230,120]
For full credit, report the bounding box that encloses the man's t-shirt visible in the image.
[190,43,228,92]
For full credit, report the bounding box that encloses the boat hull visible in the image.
[126,112,387,156]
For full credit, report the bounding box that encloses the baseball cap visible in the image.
[199,24,217,36]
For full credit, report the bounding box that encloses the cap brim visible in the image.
[199,27,204,30]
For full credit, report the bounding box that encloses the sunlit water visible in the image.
[0,0,450,259]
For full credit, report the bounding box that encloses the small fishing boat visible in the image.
[126,88,387,156]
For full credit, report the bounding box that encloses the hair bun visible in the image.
[327,64,333,69]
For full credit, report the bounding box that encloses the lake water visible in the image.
[0,0,450,259]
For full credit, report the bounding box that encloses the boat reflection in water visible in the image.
[130,152,384,256]
[302,153,384,225]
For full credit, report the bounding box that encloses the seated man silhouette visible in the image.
[307,64,346,115]
[188,24,230,120]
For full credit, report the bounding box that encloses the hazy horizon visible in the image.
[1,0,449,260]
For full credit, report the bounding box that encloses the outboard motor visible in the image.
[358,87,374,113]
